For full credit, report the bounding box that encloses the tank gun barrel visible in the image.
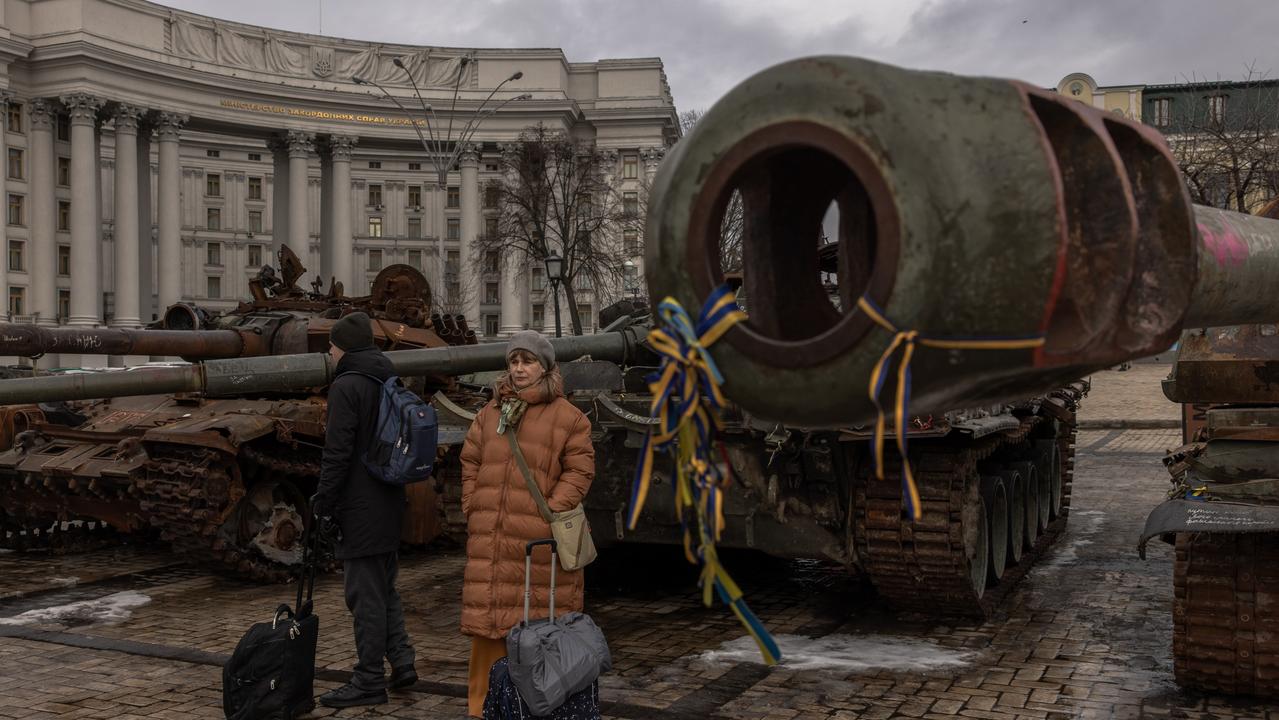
[0,327,648,405]
[0,324,250,360]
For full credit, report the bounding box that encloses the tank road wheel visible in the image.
[979,475,1008,585]
[997,467,1026,565]
[969,499,990,596]
[1036,440,1063,519]
[225,480,309,568]
[1017,462,1041,549]
[1173,532,1279,697]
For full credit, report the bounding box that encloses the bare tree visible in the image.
[1163,67,1279,213]
[676,109,744,273]
[477,124,630,336]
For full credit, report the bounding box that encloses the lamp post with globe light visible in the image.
[352,58,529,316]
[545,253,564,338]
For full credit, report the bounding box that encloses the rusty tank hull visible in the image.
[0,248,483,577]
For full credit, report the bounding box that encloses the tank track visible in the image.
[1173,532,1279,697]
[136,444,290,582]
[852,387,1082,617]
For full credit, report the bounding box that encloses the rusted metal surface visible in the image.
[1172,532,1279,697]
[0,325,247,359]
[1165,325,1279,404]
[1185,206,1279,328]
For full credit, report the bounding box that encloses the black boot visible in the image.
[389,664,418,690]
[318,682,388,708]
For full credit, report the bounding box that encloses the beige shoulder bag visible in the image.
[503,428,597,571]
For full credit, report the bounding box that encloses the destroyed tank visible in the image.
[0,246,488,577]
[1136,196,1279,698]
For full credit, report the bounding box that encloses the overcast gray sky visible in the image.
[156,0,1279,113]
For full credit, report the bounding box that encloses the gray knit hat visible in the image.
[330,312,375,352]
[506,329,555,370]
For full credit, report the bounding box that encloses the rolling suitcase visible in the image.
[482,539,606,720]
[221,520,322,720]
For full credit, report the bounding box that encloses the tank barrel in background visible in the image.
[0,324,250,360]
[644,54,1279,427]
[0,327,648,405]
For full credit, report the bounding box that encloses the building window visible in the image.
[408,162,421,171]
[8,240,23,271]
[248,211,263,234]
[446,250,460,276]
[531,267,544,291]
[483,184,499,208]
[369,160,382,169]
[57,290,69,321]
[368,184,382,206]
[447,186,460,208]
[206,173,221,197]
[8,287,24,318]
[485,162,499,172]
[574,273,593,290]
[485,217,499,239]
[577,304,592,328]
[407,217,422,238]
[206,241,221,266]
[447,218,460,240]
[408,185,422,207]
[248,244,262,268]
[485,282,499,304]
[369,248,383,271]
[206,149,220,158]
[484,314,499,336]
[623,191,639,216]
[248,152,262,162]
[57,157,71,187]
[1208,94,1227,124]
[407,249,422,269]
[56,114,70,142]
[57,201,70,232]
[7,194,22,226]
[7,102,22,133]
[57,245,70,275]
[368,217,383,237]
[207,275,221,299]
[484,251,499,273]
[622,154,638,179]
[624,231,640,255]
[531,304,544,328]
[248,177,263,200]
[7,148,22,180]
[206,208,221,231]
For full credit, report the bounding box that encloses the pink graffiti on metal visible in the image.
[1198,221,1250,268]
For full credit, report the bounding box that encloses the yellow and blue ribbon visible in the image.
[626,285,780,666]
[856,296,1045,521]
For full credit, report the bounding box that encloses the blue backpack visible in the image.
[345,373,438,485]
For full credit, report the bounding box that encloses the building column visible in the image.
[136,118,154,325]
[319,144,333,289]
[62,93,104,329]
[155,113,186,314]
[497,143,523,336]
[269,137,290,261]
[286,130,313,264]
[27,100,57,365]
[329,135,356,294]
[111,105,142,330]
[459,144,480,333]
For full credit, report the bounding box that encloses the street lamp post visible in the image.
[352,61,530,319]
[545,253,564,338]
[622,259,639,301]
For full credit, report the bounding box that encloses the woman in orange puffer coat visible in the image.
[459,330,595,717]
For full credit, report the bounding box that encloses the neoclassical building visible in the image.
[0,0,677,364]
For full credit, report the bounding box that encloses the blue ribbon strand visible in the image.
[626,285,779,665]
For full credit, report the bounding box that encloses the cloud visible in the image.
[156,0,1279,112]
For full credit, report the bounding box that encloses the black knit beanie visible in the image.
[330,312,375,351]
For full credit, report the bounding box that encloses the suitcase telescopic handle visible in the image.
[523,539,558,625]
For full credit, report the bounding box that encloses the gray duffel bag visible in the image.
[506,539,612,716]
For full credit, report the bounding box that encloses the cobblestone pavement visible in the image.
[3,428,1278,719]
[1076,366,1180,427]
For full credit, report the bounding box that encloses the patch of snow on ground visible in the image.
[697,633,973,672]
[0,591,150,627]
[47,577,79,587]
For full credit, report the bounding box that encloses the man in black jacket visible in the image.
[312,312,417,708]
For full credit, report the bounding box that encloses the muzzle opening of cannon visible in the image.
[686,121,900,368]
